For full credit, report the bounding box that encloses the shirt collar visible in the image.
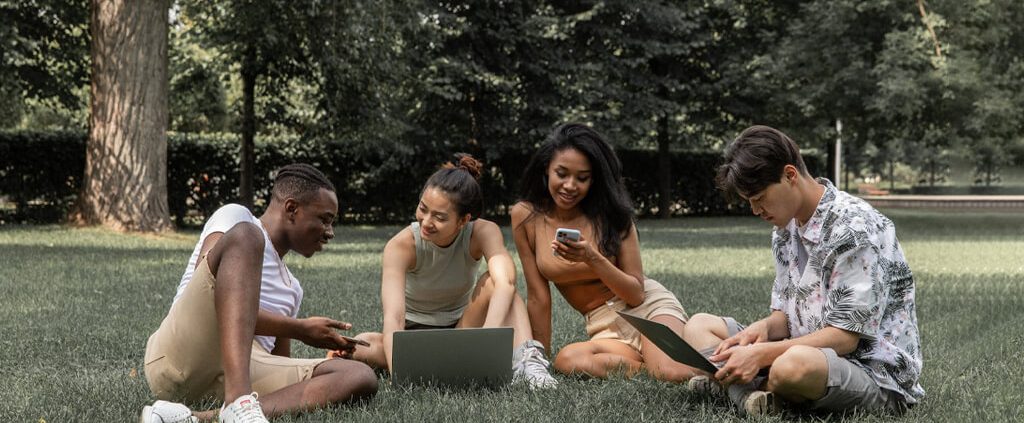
[797,178,837,244]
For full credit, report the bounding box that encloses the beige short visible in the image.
[143,258,327,403]
[584,279,688,352]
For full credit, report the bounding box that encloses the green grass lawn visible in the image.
[1,209,1022,422]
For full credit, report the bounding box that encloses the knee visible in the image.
[553,344,589,374]
[323,360,379,403]
[354,332,381,344]
[682,313,722,336]
[346,362,379,401]
[351,333,385,368]
[767,345,822,391]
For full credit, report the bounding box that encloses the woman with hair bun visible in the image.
[511,123,699,381]
[342,153,557,389]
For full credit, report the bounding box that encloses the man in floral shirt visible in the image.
[681,125,923,416]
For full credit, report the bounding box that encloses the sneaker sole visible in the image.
[743,392,779,416]
[139,405,153,423]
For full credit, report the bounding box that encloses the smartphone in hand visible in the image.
[553,228,582,256]
[341,335,370,347]
[555,228,581,243]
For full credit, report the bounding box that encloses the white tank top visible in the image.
[173,204,303,353]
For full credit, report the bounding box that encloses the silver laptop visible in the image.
[392,327,513,387]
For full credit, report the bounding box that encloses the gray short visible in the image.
[722,317,905,414]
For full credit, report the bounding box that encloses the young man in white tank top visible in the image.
[139,164,378,423]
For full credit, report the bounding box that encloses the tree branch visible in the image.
[917,0,943,59]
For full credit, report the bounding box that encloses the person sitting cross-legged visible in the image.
[681,126,924,416]
[139,164,378,423]
[342,154,557,389]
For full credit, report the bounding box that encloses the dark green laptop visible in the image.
[392,327,513,387]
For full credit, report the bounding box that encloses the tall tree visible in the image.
[168,13,230,133]
[408,0,574,208]
[938,0,1024,187]
[750,1,909,187]
[179,1,319,208]
[562,0,734,217]
[72,0,173,232]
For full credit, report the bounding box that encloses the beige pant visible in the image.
[584,279,688,352]
[143,258,327,403]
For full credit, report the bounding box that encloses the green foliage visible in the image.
[4,0,1024,196]
[0,0,89,108]
[0,0,89,130]
[168,17,230,133]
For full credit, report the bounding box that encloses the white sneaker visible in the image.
[513,340,558,389]
[219,393,269,423]
[139,400,198,423]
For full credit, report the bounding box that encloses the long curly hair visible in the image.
[517,123,634,257]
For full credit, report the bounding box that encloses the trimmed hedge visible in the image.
[0,131,822,225]
[0,131,86,222]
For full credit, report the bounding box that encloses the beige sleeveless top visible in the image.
[405,221,480,326]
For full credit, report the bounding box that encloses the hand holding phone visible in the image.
[327,335,369,358]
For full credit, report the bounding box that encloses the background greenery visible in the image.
[0,210,1021,421]
[3,1,1024,215]
[0,131,825,224]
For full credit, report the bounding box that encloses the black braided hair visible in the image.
[271,163,335,204]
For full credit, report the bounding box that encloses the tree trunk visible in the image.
[844,162,851,192]
[929,159,936,187]
[239,51,257,209]
[656,115,672,219]
[74,0,172,232]
[825,139,837,185]
[889,159,895,191]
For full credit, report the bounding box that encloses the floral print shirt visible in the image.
[770,179,924,403]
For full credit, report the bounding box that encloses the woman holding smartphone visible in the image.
[510,123,697,381]
[340,154,557,389]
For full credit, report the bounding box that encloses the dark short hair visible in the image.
[716,125,809,201]
[423,153,484,219]
[518,123,634,257]
[271,163,335,203]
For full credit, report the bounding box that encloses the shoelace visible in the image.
[522,349,553,379]
[233,394,265,422]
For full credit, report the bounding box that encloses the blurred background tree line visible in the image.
[2,0,1023,229]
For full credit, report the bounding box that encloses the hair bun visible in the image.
[442,153,483,181]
